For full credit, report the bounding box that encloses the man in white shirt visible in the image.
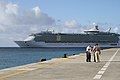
[86,45,92,62]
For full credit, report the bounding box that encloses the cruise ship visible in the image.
[15,25,120,48]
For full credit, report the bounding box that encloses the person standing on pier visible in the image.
[86,45,92,62]
[93,44,101,62]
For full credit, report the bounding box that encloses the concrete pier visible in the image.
[0,48,120,80]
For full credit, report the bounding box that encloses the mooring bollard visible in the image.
[41,58,46,62]
[63,54,67,58]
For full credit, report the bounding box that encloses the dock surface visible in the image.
[0,48,120,80]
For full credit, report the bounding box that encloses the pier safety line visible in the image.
[0,70,30,79]
[0,58,71,79]
[93,48,120,79]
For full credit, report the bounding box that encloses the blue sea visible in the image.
[0,47,85,69]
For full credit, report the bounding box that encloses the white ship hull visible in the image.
[14,41,120,48]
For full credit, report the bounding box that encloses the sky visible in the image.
[0,0,120,47]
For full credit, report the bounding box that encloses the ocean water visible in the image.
[0,47,85,69]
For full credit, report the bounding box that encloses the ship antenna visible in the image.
[108,27,111,32]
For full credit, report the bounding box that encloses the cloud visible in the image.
[53,20,82,33]
[5,3,18,15]
[32,6,41,16]
[64,20,80,28]
[0,24,6,32]
[29,27,38,32]
[0,2,55,46]
[112,27,119,33]
[0,2,55,27]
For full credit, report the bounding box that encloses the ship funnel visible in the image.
[95,25,99,30]
[92,23,99,30]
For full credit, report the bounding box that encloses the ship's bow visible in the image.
[14,41,29,47]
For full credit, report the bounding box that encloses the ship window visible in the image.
[110,44,117,45]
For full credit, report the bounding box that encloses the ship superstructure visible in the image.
[15,25,120,48]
